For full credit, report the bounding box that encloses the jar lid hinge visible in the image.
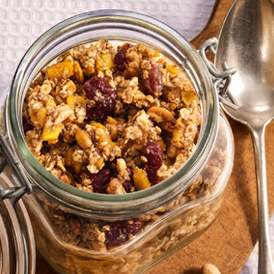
[0,134,33,201]
[198,37,238,110]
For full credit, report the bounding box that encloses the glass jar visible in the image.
[1,10,235,274]
[0,171,36,274]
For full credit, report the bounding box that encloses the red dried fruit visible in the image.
[105,220,144,247]
[114,45,131,72]
[143,64,163,97]
[123,168,134,193]
[23,115,34,133]
[83,77,117,123]
[141,142,163,185]
[86,107,107,124]
[90,166,113,193]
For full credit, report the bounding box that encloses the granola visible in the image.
[25,117,229,274]
[21,39,232,274]
[23,39,201,192]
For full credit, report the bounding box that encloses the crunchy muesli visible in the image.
[22,39,231,274]
[23,39,201,192]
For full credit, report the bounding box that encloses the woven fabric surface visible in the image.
[0,0,215,92]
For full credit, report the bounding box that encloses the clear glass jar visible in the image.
[0,171,36,274]
[1,10,234,274]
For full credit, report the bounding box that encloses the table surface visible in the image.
[1,0,274,273]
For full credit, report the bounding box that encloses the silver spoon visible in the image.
[215,0,274,273]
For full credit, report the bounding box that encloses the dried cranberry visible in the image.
[90,168,112,193]
[83,77,116,123]
[123,168,134,193]
[143,64,163,97]
[125,221,144,234]
[141,142,163,185]
[86,107,107,124]
[23,115,34,133]
[105,220,144,247]
[114,45,131,72]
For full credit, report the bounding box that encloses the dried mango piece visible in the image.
[67,95,86,106]
[91,121,113,147]
[73,61,84,83]
[96,157,104,169]
[96,53,114,71]
[90,121,118,155]
[42,124,61,141]
[181,88,197,107]
[46,100,56,108]
[107,116,118,125]
[166,64,178,74]
[133,167,151,190]
[46,61,74,81]
[64,147,83,174]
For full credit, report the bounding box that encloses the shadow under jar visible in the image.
[4,10,234,274]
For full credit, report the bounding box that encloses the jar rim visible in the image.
[6,10,219,214]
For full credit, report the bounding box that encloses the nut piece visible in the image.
[75,130,92,149]
[106,178,126,194]
[202,263,222,274]
[147,107,173,123]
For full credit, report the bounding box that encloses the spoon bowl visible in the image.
[217,0,274,128]
[215,0,274,273]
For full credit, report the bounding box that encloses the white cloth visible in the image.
[0,0,273,273]
[0,0,215,92]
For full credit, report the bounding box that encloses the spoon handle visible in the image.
[251,126,274,274]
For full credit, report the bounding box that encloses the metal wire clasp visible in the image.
[199,37,238,109]
[0,133,33,201]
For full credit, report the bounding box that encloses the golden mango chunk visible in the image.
[96,53,114,71]
[96,157,104,170]
[67,95,86,106]
[181,88,197,107]
[42,124,61,141]
[64,147,83,174]
[90,121,120,158]
[91,121,113,149]
[133,167,151,190]
[46,61,74,81]
[73,61,84,83]
[166,64,178,74]
[107,116,118,125]
[46,100,56,108]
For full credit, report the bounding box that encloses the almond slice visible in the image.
[147,107,173,123]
